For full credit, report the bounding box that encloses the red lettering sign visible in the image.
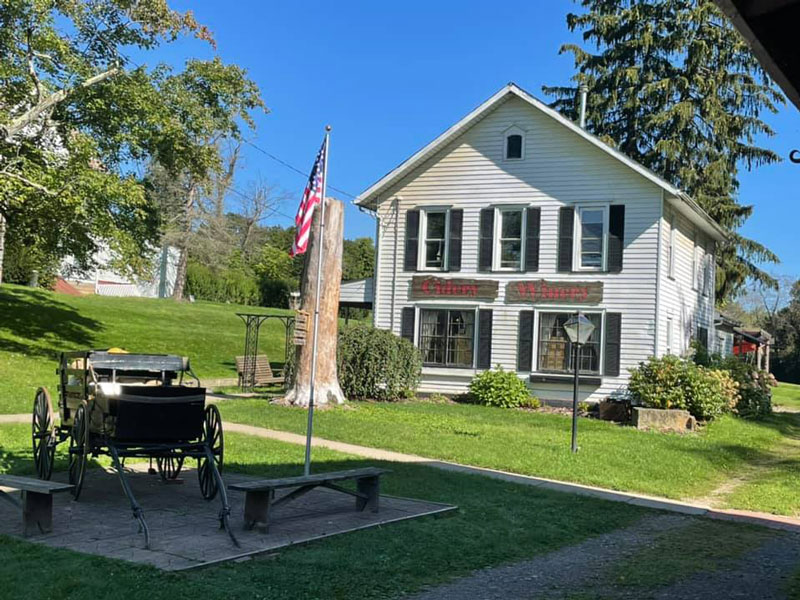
[505,280,603,304]
[410,277,499,300]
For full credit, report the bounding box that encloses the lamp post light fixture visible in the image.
[563,312,596,453]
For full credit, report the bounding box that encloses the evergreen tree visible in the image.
[544,0,783,300]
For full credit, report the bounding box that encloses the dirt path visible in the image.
[407,515,800,600]
[407,515,694,600]
[685,434,800,513]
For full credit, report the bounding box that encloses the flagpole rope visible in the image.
[303,125,331,477]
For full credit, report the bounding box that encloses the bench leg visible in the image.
[22,491,52,536]
[243,490,271,533]
[356,476,380,513]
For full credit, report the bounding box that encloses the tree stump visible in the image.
[285,197,346,406]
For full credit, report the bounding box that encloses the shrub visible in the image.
[259,277,293,308]
[627,355,688,411]
[469,366,540,408]
[627,355,730,421]
[711,357,772,419]
[707,368,740,411]
[682,366,731,421]
[336,323,421,401]
[186,262,259,305]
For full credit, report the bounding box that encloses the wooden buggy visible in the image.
[31,349,236,548]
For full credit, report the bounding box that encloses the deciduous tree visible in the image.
[0,1,265,288]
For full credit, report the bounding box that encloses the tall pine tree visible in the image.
[544,0,783,300]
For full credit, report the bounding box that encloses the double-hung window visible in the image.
[537,312,603,375]
[692,234,701,290]
[576,206,607,270]
[419,309,475,367]
[421,210,448,270]
[495,207,524,270]
[668,216,676,279]
[703,244,713,297]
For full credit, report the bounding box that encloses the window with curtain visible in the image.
[419,309,475,367]
[537,312,602,374]
[422,210,447,269]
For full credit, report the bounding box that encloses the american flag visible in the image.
[290,139,327,257]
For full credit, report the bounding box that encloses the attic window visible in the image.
[506,134,523,160]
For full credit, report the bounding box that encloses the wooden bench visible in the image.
[235,355,285,387]
[229,467,389,532]
[0,474,74,536]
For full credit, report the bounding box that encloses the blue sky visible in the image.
[145,1,800,277]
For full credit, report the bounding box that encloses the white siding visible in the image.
[656,204,716,358]
[372,95,663,402]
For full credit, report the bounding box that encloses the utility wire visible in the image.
[244,140,357,200]
[227,185,296,224]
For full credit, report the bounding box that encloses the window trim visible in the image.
[668,215,676,280]
[692,232,700,291]
[573,204,609,272]
[666,316,674,355]
[417,306,478,369]
[531,309,605,377]
[703,242,713,297]
[503,125,525,161]
[492,205,527,272]
[418,208,450,272]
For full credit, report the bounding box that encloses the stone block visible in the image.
[632,407,696,433]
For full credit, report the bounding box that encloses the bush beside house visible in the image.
[627,355,732,422]
[627,352,773,422]
[336,323,421,401]
[468,366,541,409]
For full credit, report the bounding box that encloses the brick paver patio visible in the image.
[0,464,456,571]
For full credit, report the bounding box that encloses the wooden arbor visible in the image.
[236,313,294,392]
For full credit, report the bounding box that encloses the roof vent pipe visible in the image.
[579,83,588,129]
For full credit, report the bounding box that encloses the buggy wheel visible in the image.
[68,401,89,500]
[198,405,223,500]
[32,387,56,480]
[156,455,185,480]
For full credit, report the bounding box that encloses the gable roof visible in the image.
[355,83,727,241]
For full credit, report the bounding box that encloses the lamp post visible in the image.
[563,312,596,453]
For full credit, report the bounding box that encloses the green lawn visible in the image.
[0,422,651,600]
[0,284,291,414]
[4,284,800,519]
[773,382,800,410]
[219,399,800,513]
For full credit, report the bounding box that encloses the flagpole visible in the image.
[303,125,331,477]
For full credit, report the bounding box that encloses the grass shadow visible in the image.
[0,286,101,359]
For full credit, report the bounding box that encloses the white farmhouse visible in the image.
[353,83,726,403]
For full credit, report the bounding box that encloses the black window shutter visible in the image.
[448,209,463,272]
[604,313,622,377]
[403,210,420,271]
[517,311,535,371]
[698,326,709,348]
[608,205,625,273]
[524,207,540,272]
[477,309,493,369]
[400,307,415,344]
[478,208,494,272]
[557,206,574,272]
